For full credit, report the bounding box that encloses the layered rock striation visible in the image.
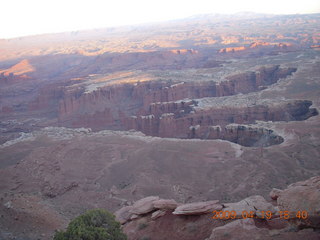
[53,65,318,147]
[2,64,317,147]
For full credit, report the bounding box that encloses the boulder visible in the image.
[153,199,178,210]
[114,206,134,224]
[130,214,139,220]
[266,217,290,230]
[277,176,320,227]
[207,218,320,240]
[129,196,159,215]
[173,200,222,215]
[223,195,277,218]
[151,210,166,220]
[269,188,283,200]
[207,218,269,240]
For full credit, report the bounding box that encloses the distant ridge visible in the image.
[2,12,320,41]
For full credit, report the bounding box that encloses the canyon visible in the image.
[2,63,317,147]
[0,13,320,239]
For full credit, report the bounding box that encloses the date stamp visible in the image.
[212,210,309,220]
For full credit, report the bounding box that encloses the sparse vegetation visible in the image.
[53,209,127,240]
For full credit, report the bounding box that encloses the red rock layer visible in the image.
[57,66,297,131]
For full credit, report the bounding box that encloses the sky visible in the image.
[1,0,319,39]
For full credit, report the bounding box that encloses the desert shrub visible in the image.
[53,209,127,240]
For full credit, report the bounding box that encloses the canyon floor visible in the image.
[0,13,320,239]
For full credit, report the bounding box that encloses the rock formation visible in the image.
[276,176,320,228]
[48,65,319,147]
[173,200,222,215]
[223,195,277,218]
[117,176,320,240]
[153,199,178,210]
[129,196,160,215]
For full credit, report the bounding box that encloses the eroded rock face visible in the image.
[127,100,317,146]
[119,176,320,240]
[129,196,159,215]
[276,176,320,227]
[115,206,134,224]
[58,66,297,125]
[151,210,166,220]
[223,195,277,218]
[207,219,269,240]
[153,199,178,210]
[217,42,294,55]
[277,176,320,214]
[172,200,222,215]
[206,218,320,240]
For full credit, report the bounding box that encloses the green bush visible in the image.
[54,209,127,240]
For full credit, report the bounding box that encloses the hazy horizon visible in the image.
[1,0,320,39]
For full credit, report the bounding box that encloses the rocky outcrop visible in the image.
[153,199,178,210]
[269,188,283,200]
[129,196,159,215]
[223,195,277,218]
[173,200,222,215]
[206,218,320,240]
[170,49,198,55]
[118,176,320,240]
[276,176,320,228]
[116,199,222,224]
[114,206,134,224]
[218,46,246,53]
[218,42,295,55]
[28,83,64,113]
[127,100,317,146]
[114,198,177,224]
[206,124,284,147]
[151,210,166,220]
[224,65,296,93]
[207,219,269,240]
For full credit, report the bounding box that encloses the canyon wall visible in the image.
[58,65,297,128]
[126,100,316,146]
[2,64,315,147]
[54,65,318,146]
